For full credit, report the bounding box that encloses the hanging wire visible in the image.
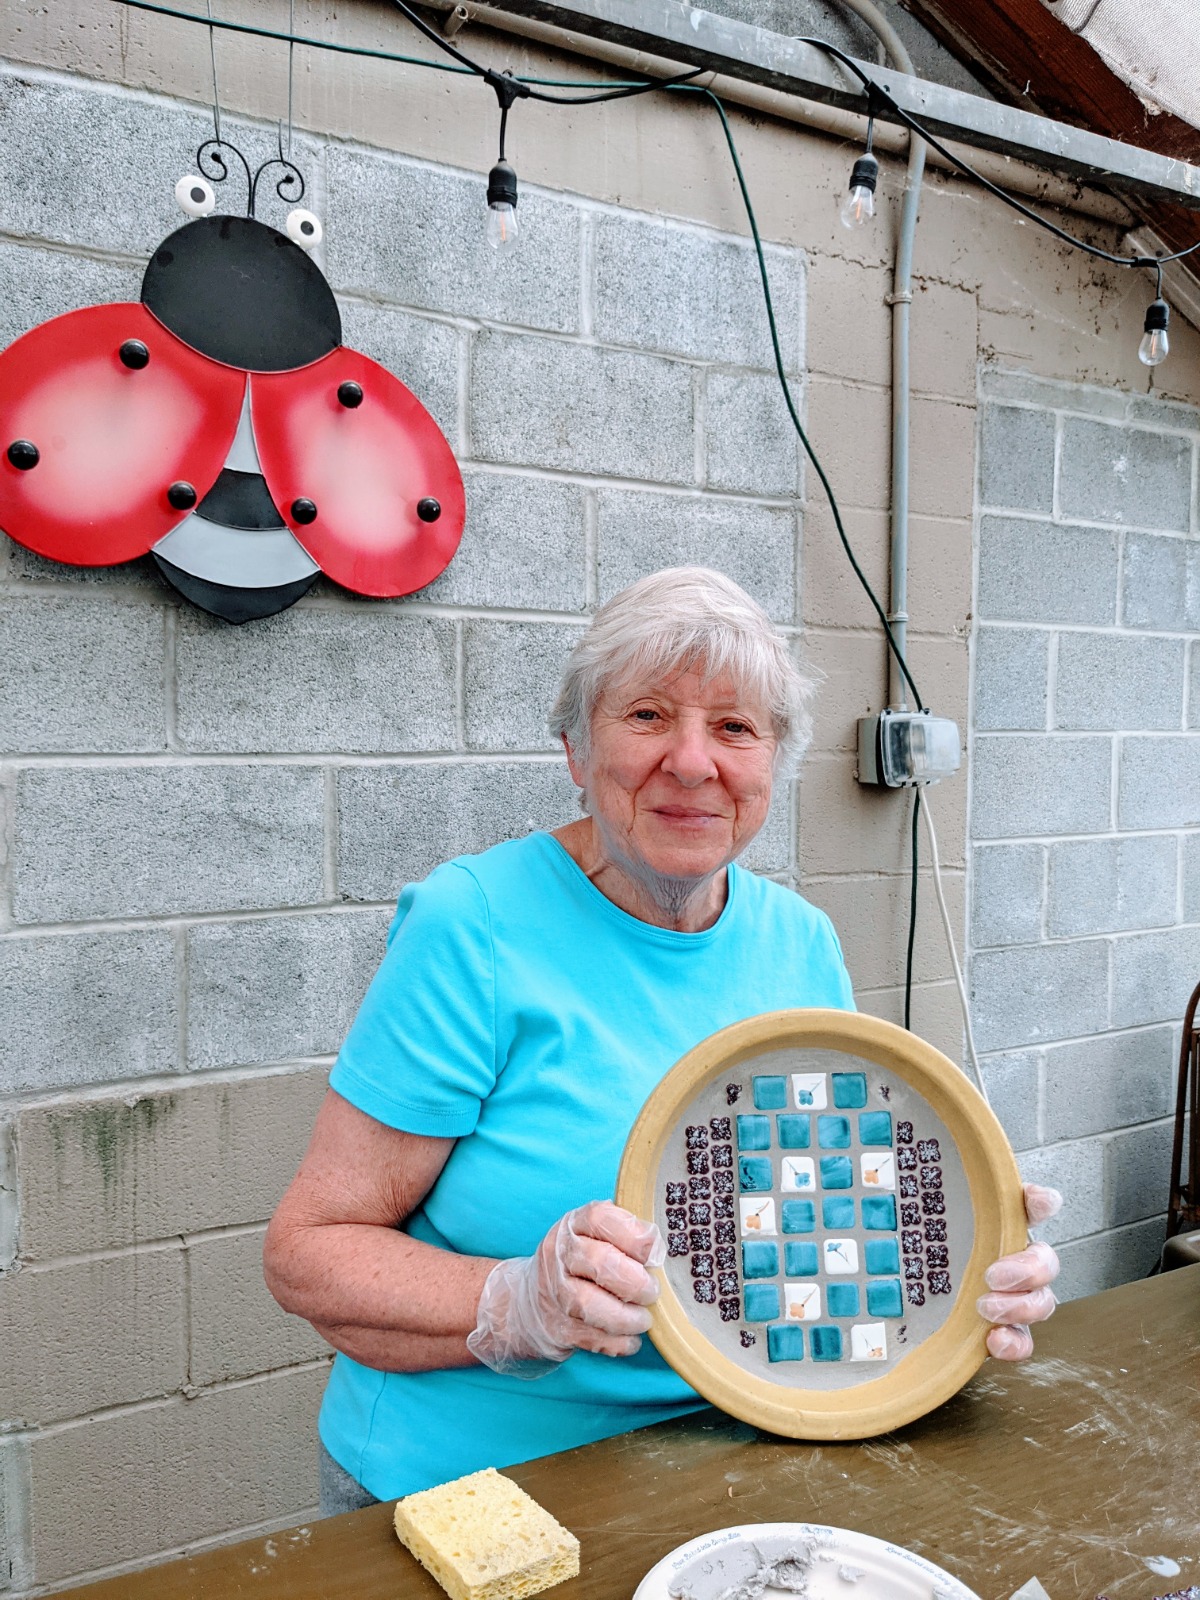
[204,0,222,142]
[285,0,295,158]
[904,788,920,1031]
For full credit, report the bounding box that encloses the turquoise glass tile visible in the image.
[736,1114,772,1151]
[739,1156,773,1192]
[809,1325,843,1362]
[864,1238,900,1275]
[753,1076,788,1110]
[781,1200,815,1234]
[741,1240,779,1279]
[784,1241,819,1275]
[826,1283,860,1318]
[777,1114,811,1150]
[821,1196,856,1230]
[817,1115,852,1149]
[819,1156,853,1189]
[861,1194,898,1230]
[832,1073,868,1108]
[744,1283,781,1321]
[866,1278,904,1318]
[767,1323,805,1362]
[859,1112,893,1146]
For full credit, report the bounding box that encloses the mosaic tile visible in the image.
[709,1117,732,1141]
[692,1253,714,1278]
[897,1121,914,1144]
[861,1194,897,1231]
[826,1282,860,1318]
[715,1221,736,1246]
[817,1115,852,1150]
[744,1282,781,1321]
[917,1139,942,1163]
[897,1146,918,1171]
[864,1238,900,1275]
[726,1084,742,1105]
[689,1176,711,1199]
[739,1196,776,1235]
[667,1232,687,1257]
[832,1073,868,1109]
[688,1203,711,1226]
[823,1238,859,1275]
[686,1124,709,1149]
[715,1243,736,1269]
[927,1245,949,1269]
[738,1156,773,1192]
[784,1241,819,1276]
[900,1174,918,1199]
[822,1196,856,1230]
[753,1075,788,1110]
[712,1171,734,1196]
[929,1270,952,1295]
[819,1156,853,1190]
[694,1278,716,1304]
[900,1202,920,1227]
[781,1200,815,1234]
[925,1218,947,1243]
[859,1111,893,1146]
[921,1165,943,1189]
[742,1239,779,1279]
[767,1323,805,1362]
[866,1278,903,1318]
[921,1191,946,1216]
[781,1156,816,1192]
[783,1282,822,1321]
[719,1297,740,1321]
[861,1152,896,1190]
[777,1114,811,1149]
[810,1325,843,1361]
[850,1322,887,1361]
[718,1271,739,1296]
[904,1257,923,1281]
[906,1280,926,1307]
[687,1149,710,1175]
[902,1229,924,1255]
[666,1182,687,1206]
[667,1207,686,1229]
[712,1143,733,1168]
[714,1193,734,1219]
[689,1229,712,1252]
[791,1073,827,1109]
[736,1114,772,1151]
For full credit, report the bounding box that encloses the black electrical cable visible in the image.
[904,787,921,1031]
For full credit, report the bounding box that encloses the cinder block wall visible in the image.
[971,370,1200,1299]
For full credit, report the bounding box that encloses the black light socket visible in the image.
[1144,297,1170,333]
[487,159,518,210]
[848,152,879,194]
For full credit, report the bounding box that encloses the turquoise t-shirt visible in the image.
[319,831,854,1498]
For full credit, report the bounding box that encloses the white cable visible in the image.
[918,788,990,1107]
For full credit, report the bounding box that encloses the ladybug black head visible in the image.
[141,211,341,373]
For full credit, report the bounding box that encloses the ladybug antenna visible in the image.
[250,154,306,219]
[196,137,253,216]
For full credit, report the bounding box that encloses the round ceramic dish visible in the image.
[631,1523,982,1600]
[616,1009,1024,1440]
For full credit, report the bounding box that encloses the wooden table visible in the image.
[66,1266,1200,1600]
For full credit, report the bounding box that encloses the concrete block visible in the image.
[0,239,142,355]
[970,842,1044,949]
[977,517,1118,625]
[188,1227,328,1387]
[1059,418,1192,531]
[1120,532,1200,632]
[970,735,1112,839]
[1047,835,1177,937]
[337,760,579,901]
[423,470,587,613]
[186,910,390,1071]
[0,930,177,1097]
[0,1122,15,1274]
[591,214,803,370]
[325,145,580,333]
[971,939,1109,1052]
[704,370,802,496]
[16,1064,330,1258]
[1111,925,1200,1029]
[1016,1138,1106,1246]
[176,611,456,755]
[336,299,460,443]
[801,504,971,640]
[803,627,887,758]
[797,751,964,879]
[1055,632,1185,731]
[471,330,695,485]
[595,489,797,623]
[1042,1025,1176,1142]
[463,622,583,753]
[12,764,324,922]
[805,256,890,388]
[739,782,793,875]
[978,1049,1041,1153]
[909,279,978,401]
[1191,643,1200,730]
[0,1434,31,1593]
[1119,735,1200,829]
[26,1364,326,1585]
[978,405,1056,513]
[973,627,1049,731]
[909,398,976,520]
[804,870,964,992]
[1184,832,1200,923]
[1053,1217,1165,1302]
[0,598,166,755]
[855,979,964,1066]
[2,536,164,595]
[803,380,891,510]
[0,1249,184,1426]
[1106,1119,1174,1227]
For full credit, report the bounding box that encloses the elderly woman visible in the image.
[264,567,1059,1514]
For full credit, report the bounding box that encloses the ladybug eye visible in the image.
[175,174,217,217]
[286,208,323,250]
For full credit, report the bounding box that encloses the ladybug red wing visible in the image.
[0,303,244,566]
[251,348,466,597]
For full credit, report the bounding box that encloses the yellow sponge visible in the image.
[393,1467,580,1600]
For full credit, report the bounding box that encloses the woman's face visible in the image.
[565,664,777,886]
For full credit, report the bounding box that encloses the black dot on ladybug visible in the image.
[417,498,442,523]
[292,498,318,525]
[337,382,364,409]
[7,440,39,471]
[119,340,150,370]
[167,481,197,510]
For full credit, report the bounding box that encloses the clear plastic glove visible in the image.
[467,1200,665,1378]
[978,1183,1062,1361]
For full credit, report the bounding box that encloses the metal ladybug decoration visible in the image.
[0,142,465,623]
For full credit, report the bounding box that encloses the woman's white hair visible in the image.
[549,567,819,775]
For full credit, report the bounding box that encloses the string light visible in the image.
[1140,266,1170,366]
[840,151,879,229]
[484,72,528,255]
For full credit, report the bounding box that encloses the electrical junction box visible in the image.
[857,710,962,787]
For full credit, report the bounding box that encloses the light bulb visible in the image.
[840,152,879,229]
[486,159,519,255]
[1138,297,1170,367]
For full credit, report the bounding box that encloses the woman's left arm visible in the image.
[978,1183,1062,1360]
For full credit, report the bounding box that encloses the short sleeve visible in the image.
[329,862,497,1137]
[820,913,857,1012]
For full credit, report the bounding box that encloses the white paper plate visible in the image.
[632,1523,981,1600]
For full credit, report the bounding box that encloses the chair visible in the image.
[1161,978,1200,1270]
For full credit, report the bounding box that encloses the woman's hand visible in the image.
[977,1183,1062,1360]
[467,1201,665,1376]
